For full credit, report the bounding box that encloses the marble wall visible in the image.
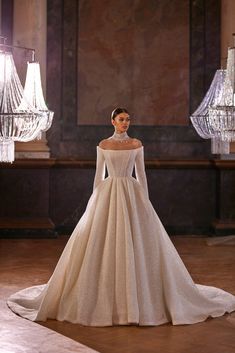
[47,0,220,160]
[190,0,221,112]
[78,0,189,125]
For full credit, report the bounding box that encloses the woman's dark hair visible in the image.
[111,107,129,120]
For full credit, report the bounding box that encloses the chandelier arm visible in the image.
[0,43,35,62]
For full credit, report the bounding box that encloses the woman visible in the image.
[8,108,235,326]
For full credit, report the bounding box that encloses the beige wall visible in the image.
[78,0,189,126]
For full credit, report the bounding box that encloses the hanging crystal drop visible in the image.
[211,137,230,154]
[0,139,14,163]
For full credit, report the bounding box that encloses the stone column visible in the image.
[13,0,51,159]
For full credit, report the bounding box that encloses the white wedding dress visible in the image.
[7,146,235,326]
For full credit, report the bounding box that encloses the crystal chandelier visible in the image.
[208,47,235,143]
[22,61,54,139]
[0,39,53,162]
[190,70,230,154]
[190,39,235,154]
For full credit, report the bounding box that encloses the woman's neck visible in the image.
[110,131,130,142]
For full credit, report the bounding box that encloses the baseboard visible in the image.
[0,217,57,238]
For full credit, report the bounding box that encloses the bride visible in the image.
[7,107,235,326]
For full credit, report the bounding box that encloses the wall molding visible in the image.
[1,158,235,170]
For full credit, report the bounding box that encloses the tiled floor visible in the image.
[0,236,235,353]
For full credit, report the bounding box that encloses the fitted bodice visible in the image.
[94,146,149,198]
[101,147,139,177]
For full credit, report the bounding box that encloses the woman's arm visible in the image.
[93,147,106,191]
[135,147,149,198]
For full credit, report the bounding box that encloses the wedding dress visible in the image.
[7,146,235,326]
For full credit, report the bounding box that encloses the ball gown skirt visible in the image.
[7,147,235,326]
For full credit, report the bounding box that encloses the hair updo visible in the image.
[111,107,130,120]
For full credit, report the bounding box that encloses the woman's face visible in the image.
[112,112,131,133]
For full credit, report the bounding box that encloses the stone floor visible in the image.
[0,236,235,353]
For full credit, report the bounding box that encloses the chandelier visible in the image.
[0,38,54,162]
[190,42,235,154]
[208,47,235,143]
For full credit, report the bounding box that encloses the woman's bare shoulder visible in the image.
[99,137,142,150]
[131,138,143,148]
[99,139,110,149]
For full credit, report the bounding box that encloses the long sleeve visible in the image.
[135,147,149,199]
[93,147,106,191]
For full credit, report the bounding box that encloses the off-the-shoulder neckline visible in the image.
[97,146,143,151]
